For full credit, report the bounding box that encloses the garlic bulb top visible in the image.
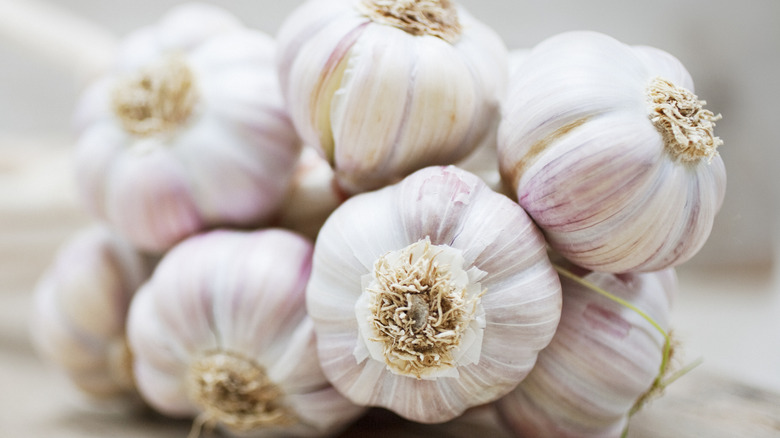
[127,229,365,437]
[496,267,677,438]
[31,226,153,399]
[498,31,726,273]
[306,165,562,423]
[74,3,302,253]
[276,0,508,194]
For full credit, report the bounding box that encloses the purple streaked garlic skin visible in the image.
[498,31,726,273]
[127,228,365,437]
[31,225,154,400]
[276,0,508,194]
[306,165,562,423]
[74,3,302,253]
[496,267,677,438]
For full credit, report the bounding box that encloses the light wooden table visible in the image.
[1,140,778,437]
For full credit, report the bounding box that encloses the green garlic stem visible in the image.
[553,264,672,378]
[553,264,704,438]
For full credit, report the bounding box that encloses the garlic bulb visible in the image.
[74,3,302,253]
[127,229,365,436]
[306,165,562,423]
[495,266,677,438]
[275,146,347,240]
[498,31,726,273]
[30,226,153,399]
[276,0,508,194]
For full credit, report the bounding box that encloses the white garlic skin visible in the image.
[276,0,508,194]
[127,229,365,437]
[454,47,533,196]
[498,31,726,273]
[74,3,302,253]
[31,226,152,399]
[275,145,346,240]
[306,165,562,423]
[495,267,677,438]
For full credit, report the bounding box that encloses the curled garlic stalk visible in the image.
[276,0,508,193]
[30,226,154,400]
[127,229,365,436]
[74,3,302,253]
[498,31,726,273]
[306,165,562,423]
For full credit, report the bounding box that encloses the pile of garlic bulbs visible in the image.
[30,1,726,438]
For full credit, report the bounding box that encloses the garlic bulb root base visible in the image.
[646,76,723,163]
[186,351,296,433]
[106,337,136,392]
[356,0,462,43]
[364,237,482,379]
[111,55,199,137]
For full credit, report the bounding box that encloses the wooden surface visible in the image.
[1,140,779,437]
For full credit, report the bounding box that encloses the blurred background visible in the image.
[2,0,777,267]
[0,0,778,436]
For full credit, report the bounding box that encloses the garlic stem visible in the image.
[646,76,723,163]
[363,238,483,379]
[553,265,672,396]
[106,337,136,392]
[111,55,199,137]
[554,264,706,438]
[356,0,462,43]
[554,265,671,371]
[186,351,297,434]
[659,356,704,388]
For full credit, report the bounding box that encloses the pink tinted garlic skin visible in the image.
[306,165,562,423]
[276,0,508,194]
[496,267,677,438]
[275,145,348,241]
[127,229,365,437]
[498,31,726,273]
[74,3,302,254]
[31,226,153,400]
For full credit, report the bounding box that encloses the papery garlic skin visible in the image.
[496,267,677,438]
[498,31,726,273]
[276,0,508,194]
[306,165,562,423]
[454,114,502,194]
[455,47,532,195]
[276,146,347,240]
[127,229,364,437]
[74,3,302,253]
[30,226,153,399]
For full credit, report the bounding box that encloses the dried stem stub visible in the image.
[646,77,723,163]
[107,337,136,392]
[357,0,462,43]
[365,238,481,379]
[186,352,296,435]
[112,55,199,137]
